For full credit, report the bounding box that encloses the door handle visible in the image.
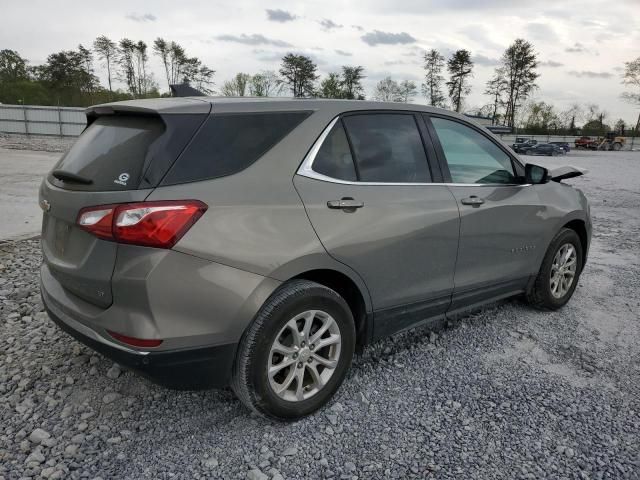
[327,198,364,210]
[460,196,485,207]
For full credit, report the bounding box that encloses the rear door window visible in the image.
[342,114,431,183]
[162,111,311,185]
[51,116,165,191]
[312,121,357,181]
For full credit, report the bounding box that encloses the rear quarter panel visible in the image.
[145,108,373,310]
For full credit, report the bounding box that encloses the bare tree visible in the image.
[118,39,155,97]
[373,77,402,102]
[397,80,418,103]
[221,73,251,96]
[484,69,507,125]
[621,57,640,130]
[422,49,446,107]
[93,36,117,94]
[446,50,473,112]
[77,44,94,98]
[500,39,539,128]
[559,103,583,134]
[249,71,282,97]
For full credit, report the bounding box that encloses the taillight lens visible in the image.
[77,200,207,249]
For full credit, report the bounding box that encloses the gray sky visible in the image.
[3,0,639,123]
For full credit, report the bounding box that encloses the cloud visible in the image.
[540,60,564,67]
[472,54,500,66]
[568,70,613,79]
[265,9,297,22]
[125,13,156,22]
[580,19,607,28]
[351,25,364,31]
[384,60,408,66]
[216,34,292,47]
[361,30,417,46]
[335,49,352,56]
[565,42,587,53]
[458,24,502,51]
[319,18,343,30]
[525,22,559,42]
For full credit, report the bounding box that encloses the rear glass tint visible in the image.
[51,116,164,191]
[162,111,310,185]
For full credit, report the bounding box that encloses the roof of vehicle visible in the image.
[86,96,457,117]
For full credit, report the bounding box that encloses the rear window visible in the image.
[51,116,164,191]
[161,111,311,185]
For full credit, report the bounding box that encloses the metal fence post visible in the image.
[22,104,29,136]
[58,107,63,137]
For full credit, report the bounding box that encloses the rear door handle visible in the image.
[327,198,364,210]
[460,196,485,207]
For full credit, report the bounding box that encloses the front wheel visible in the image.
[231,280,355,420]
[526,228,583,310]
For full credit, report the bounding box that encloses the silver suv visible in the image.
[40,98,591,419]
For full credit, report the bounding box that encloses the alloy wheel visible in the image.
[267,310,342,402]
[550,243,577,299]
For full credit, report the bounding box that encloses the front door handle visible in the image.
[327,198,364,210]
[460,196,485,207]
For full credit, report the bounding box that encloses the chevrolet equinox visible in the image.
[40,98,591,420]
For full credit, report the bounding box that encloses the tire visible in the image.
[231,280,356,420]
[612,142,622,151]
[526,228,583,310]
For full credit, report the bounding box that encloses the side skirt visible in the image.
[370,277,530,342]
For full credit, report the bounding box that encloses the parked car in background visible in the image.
[523,143,564,156]
[39,98,591,420]
[512,139,537,153]
[550,141,571,153]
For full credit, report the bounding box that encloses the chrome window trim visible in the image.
[296,115,531,188]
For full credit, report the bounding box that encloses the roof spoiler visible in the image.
[169,83,206,97]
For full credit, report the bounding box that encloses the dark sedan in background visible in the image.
[522,143,565,156]
[550,141,571,153]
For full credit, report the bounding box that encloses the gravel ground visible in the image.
[0,150,639,480]
[0,133,75,153]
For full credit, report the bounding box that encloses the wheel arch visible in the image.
[561,218,589,268]
[290,268,371,346]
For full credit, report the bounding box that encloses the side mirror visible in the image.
[525,163,549,184]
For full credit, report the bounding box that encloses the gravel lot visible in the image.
[1,150,639,480]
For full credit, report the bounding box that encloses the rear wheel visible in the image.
[612,142,622,151]
[526,228,583,310]
[231,280,355,420]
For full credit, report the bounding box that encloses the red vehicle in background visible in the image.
[575,137,596,149]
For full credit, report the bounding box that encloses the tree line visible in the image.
[0,36,216,106]
[0,35,638,132]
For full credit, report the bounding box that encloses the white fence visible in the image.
[0,104,86,137]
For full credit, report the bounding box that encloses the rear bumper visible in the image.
[43,296,237,390]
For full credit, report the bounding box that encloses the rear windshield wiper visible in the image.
[52,170,93,185]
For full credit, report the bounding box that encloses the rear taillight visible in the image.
[77,200,207,249]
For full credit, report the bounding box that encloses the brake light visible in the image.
[77,200,207,248]
[107,330,163,348]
